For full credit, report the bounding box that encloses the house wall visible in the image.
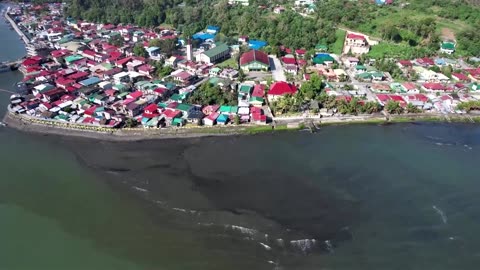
[241,61,269,72]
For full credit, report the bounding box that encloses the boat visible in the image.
[0,63,11,73]
[0,122,6,127]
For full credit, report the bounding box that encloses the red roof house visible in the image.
[422,83,447,91]
[347,33,366,40]
[267,81,297,100]
[452,73,470,82]
[252,84,265,97]
[143,103,159,118]
[240,50,270,71]
[398,60,413,68]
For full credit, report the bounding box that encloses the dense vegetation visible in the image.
[62,0,480,57]
[187,82,237,106]
[457,101,480,112]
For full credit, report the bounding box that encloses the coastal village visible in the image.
[4,2,480,132]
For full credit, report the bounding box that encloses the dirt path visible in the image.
[441,27,456,41]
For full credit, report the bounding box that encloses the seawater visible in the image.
[2,4,480,269]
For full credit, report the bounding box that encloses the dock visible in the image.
[4,12,30,45]
[0,88,16,95]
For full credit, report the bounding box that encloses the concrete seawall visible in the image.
[2,110,248,141]
[4,12,30,44]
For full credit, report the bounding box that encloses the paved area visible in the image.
[269,55,286,82]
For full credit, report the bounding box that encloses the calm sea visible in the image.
[2,3,480,269]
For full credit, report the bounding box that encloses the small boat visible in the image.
[0,122,6,127]
[0,63,10,73]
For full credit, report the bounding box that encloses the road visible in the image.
[343,68,378,102]
[269,55,286,82]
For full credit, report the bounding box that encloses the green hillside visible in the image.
[63,0,480,57]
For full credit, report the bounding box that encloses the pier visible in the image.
[4,12,30,45]
[0,88,16,94]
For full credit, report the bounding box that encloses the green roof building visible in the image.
[197,43,230,64]
[441,41,455,54]
[239,84,253,95]
[219,105,238,114]
[65,55,84,64]
[176,103,193,112]
[313,54,335,65]
[249,96,264,106]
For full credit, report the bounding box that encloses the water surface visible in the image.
[2,4,480,269]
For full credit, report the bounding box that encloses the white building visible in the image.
[295,0,315,6]
[228,0,249,5]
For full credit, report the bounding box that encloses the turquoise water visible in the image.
[2,3,480,269]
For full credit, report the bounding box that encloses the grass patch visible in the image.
[242,124,292,134]
[367,42,424,59]
[331,29,346,54]
[217,58,238,69]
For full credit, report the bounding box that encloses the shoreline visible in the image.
[3,11,30,45]
[4,109,480,141]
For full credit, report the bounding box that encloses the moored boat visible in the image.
[0,63,10,73]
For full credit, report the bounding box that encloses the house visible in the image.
[357,71,384,82]
[281,56,297,66]
[397,60,413,69]
[273,6,286,14]
[228,0,249,6]
[126,60,144,72]
[175,103,196,117]
[344,57,359,68]
[206,25,220,34]
[209,67,221,77]
[238,84,253,100]
[371,83,391,93]
[143,103,159,118]
[42,88,65,102]
[216,113,229,125]
[203,112,219,126]
[55,77,75,89]
[165,56,181,68]
[313,54,335,66]
[413,66,450,83]
[452,73,470,82]
[137,64,155,77]
[162,109,182,122]
[416,57,435,67]
[195,43,230,64]
[218,105,238,115]
[251,107,267,124]
[171,70,195,85]
[79,77,101,87]
[146,46,160,58]
[441,41,455,54]
[202,105,220,116]
[113,71,131,84]
[238,35,249,44]
[465,68,480,82]
[346,33,367,47]
[295,0,315,6]
[240,50,270,72]
[267,81,297,101]
[186,109,205,124]
[401,82,419,93]
[422,83,448,92]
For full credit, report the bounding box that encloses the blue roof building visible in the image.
[217,114,229,124]
[193,32,216,41]
[206,25,220,34]
[248,40,267,50]
[79,77,101,87]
